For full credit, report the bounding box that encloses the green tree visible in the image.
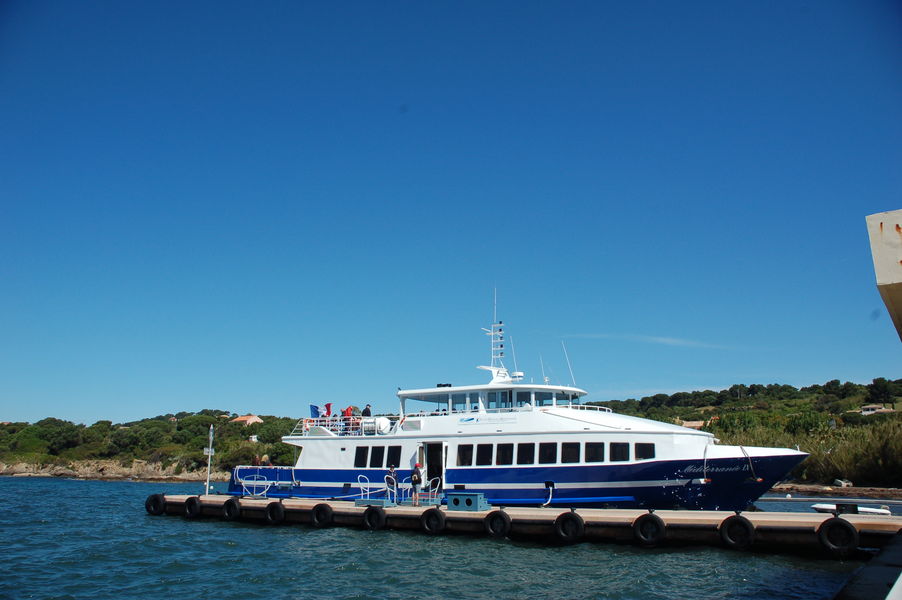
[867,378,892,405]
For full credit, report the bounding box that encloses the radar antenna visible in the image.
[477,291,523,384]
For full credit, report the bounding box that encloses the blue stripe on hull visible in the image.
[226,454,805,511]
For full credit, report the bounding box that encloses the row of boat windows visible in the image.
[354,445,402,469]
[457,441,656,466]
[351,442,657,469]
[407,391,580,410]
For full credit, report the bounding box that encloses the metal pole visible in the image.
[205,424,214,495]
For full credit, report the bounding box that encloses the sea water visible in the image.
[0,477,865,600]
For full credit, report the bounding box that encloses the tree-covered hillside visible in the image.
[0,409,301,474]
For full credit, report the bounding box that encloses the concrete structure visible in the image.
[866,210,902,341]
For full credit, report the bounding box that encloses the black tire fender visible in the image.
[184,496,202,519]
[311,503,334,528]
[633,513,666,547]
[145,493,166,516]
[483,510,512,538]
[265,501,285,525]
[420,508,446,535]
[222,497,241,521]
[719,515,755,550]
[554,511,585,544]
[363,506,387,531]
[817,517,859,556]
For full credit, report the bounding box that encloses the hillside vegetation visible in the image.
[1,378,899,487]
[588,377,902,487]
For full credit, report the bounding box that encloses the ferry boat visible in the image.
[227,320,808,511]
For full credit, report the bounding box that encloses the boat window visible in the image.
[515,391,531,407]
[457,444,473,466]
[451,393,467,412]
[469,392,481,411]
[370,446,385,468]
[538,442,557,464]
[556,392,574,405]
[487,390,512,410]
[476,444,493,466]
[354,447,369,468]
[610,442,630,462]
[496,443,514,465]
[535,392,554,407]
[585,442,605,463]
[635,443,655,460]
[401,419,422,431]
[517,443,535,464]
[561,442,580,463]
[387,445,402,468]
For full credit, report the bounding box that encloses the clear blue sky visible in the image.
[1,1,900,425]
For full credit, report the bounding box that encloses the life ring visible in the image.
[265,501,285,525]
[420,508,446,535]
[222,497,241,521]
[184,496,202,519]
[719,515,755,550]
[554,511,585,544]
[633,513,666,547]
[303,418,313,430]
[145,493,166,516]
[311,503,334,528]
[817,517,859,556]
[363,506,387,530]
[484,510,512,538]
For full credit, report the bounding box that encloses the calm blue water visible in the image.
[0,477,865,600]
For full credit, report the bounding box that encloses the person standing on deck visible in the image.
[362,404,372,417]
[385,464,397,503]
[411,463,422,507]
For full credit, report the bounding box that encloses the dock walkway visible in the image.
[145,493,902,557]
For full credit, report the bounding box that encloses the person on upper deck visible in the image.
[362,404,372,417]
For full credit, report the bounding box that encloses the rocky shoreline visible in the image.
[0,460,230,483]
[771,483,902,500]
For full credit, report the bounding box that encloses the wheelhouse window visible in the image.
[496,443,514,465]
[457,444,473,466]
[535,392,554,407]
[561,442,580,463]
[487,390,512,410]
[354,447,369,468]
[610,442,630,462]
[370,446,385,468]
[556,392,575,406]
[387,445,402,468]
[538,442,557,464]
[635,443,655,460]
[515,391,532,407]
[451,393,468,413]
[585,442,605,463]
[476,444,493,466]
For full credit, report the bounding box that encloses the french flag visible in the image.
[310,403,333,418]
